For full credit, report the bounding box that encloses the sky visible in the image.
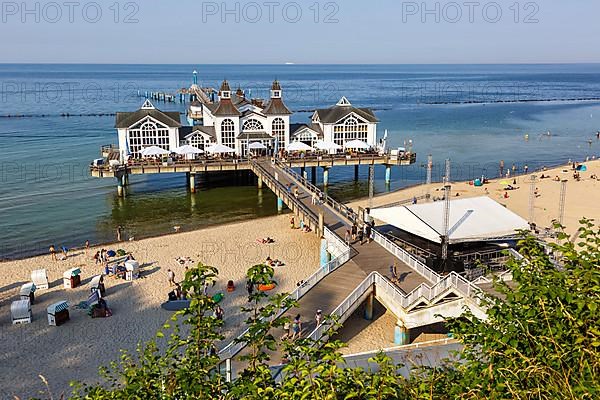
[0,0,599,64]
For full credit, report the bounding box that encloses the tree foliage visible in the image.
[66,221,599,400]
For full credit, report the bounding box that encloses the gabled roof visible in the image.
[115,107,181,129]
[262,98,292,115]
[313,105,378,124]
[290,123,323,138]
[179,125,217,141]
[212,99,241,116]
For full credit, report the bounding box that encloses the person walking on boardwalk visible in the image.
[351,224,357,241]
[292,314,302,340]
[315,309,323,327]
[358,225,364,245]
[167,269,176,287]
[344,229,351,245]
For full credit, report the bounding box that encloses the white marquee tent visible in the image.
[287,142,314,152]
[173,144,204,155]
[205,144,236,154]
[370,196,529,244]
[141,146,170,157]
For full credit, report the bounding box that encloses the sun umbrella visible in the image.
[314,140,342,151]
[344,139,370,150]
[248,142,267,150]
[205,144,236,154]
[286,141,314,152]
[141,146,170,157]
[173,144,204,155]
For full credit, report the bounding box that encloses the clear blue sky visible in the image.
[1,0,599,63]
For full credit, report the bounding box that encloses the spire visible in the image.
[219,80,231,99]
[236,86,244,97]
[271,80,282,99]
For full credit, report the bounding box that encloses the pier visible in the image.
[90,153,417,196]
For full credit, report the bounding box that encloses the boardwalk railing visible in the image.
[372,231,442,284]
[305,271,484,349]
[274,160,358,223]
[372,231,485,306]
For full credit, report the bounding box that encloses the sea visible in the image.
[1,64,600,260]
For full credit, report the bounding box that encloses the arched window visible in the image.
[242,119,264,131]
[127,119,170,157]
[272,117,286,147]
[221,119,236,148]
[333,116,368,146]
[188,133,209,150]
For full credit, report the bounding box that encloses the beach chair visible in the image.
[63,267,82,289]
[11,299,32,324]
[89,275,106,296]
[31,269,49,290]
[19,282,36,304]
[125,260,139,281]
[47,301,70,326]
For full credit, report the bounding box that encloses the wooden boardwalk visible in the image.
[252,161,430,363]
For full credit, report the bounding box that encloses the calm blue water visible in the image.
[1,64,600,259]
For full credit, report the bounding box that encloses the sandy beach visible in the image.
[0,215,320,399]
[350,159,600,237]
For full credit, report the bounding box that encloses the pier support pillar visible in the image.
[189,174,196,193]
[394,321,409,345]
[354,165,359,181]
[323,167,330,187]
[318,212,324,237]
[117,184,124,197]
[320,238,329,268]
[311,166,317,184]
[385,165,392,185]
[277,197,284,212]
[123,174,129,187]
[364,292,374,320]
[257,176,263,189]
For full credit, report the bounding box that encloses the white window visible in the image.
[221,119,236,148]
[296,130,317,147]
[187,133,211,150]
[242,119,264,131]
[127,119,170,157]
[333,116,368,145]
[272,118,286,147]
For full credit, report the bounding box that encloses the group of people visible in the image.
[281,310,323,341]
[289,216,312,233]
[48,244,70,261]
[344,222,374,246]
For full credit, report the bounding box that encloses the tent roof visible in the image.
[370,196,529,244]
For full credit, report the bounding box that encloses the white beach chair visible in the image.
[19,282,36,304]
[31,269,49,290]
[11,299,32,325]
[125,260,140,281]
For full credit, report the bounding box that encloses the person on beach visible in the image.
[214,305,224,321]
[49,245,57,261]
[292,314,302,340]
[167,269,176,286]
[85,240,90,254]
[116,226,124,242]
[93,251,100,264]
[61,246,69,258]
[290,216,295,229]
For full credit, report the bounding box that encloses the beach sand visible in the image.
[350,159,600,237]
[0,214,320,399]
